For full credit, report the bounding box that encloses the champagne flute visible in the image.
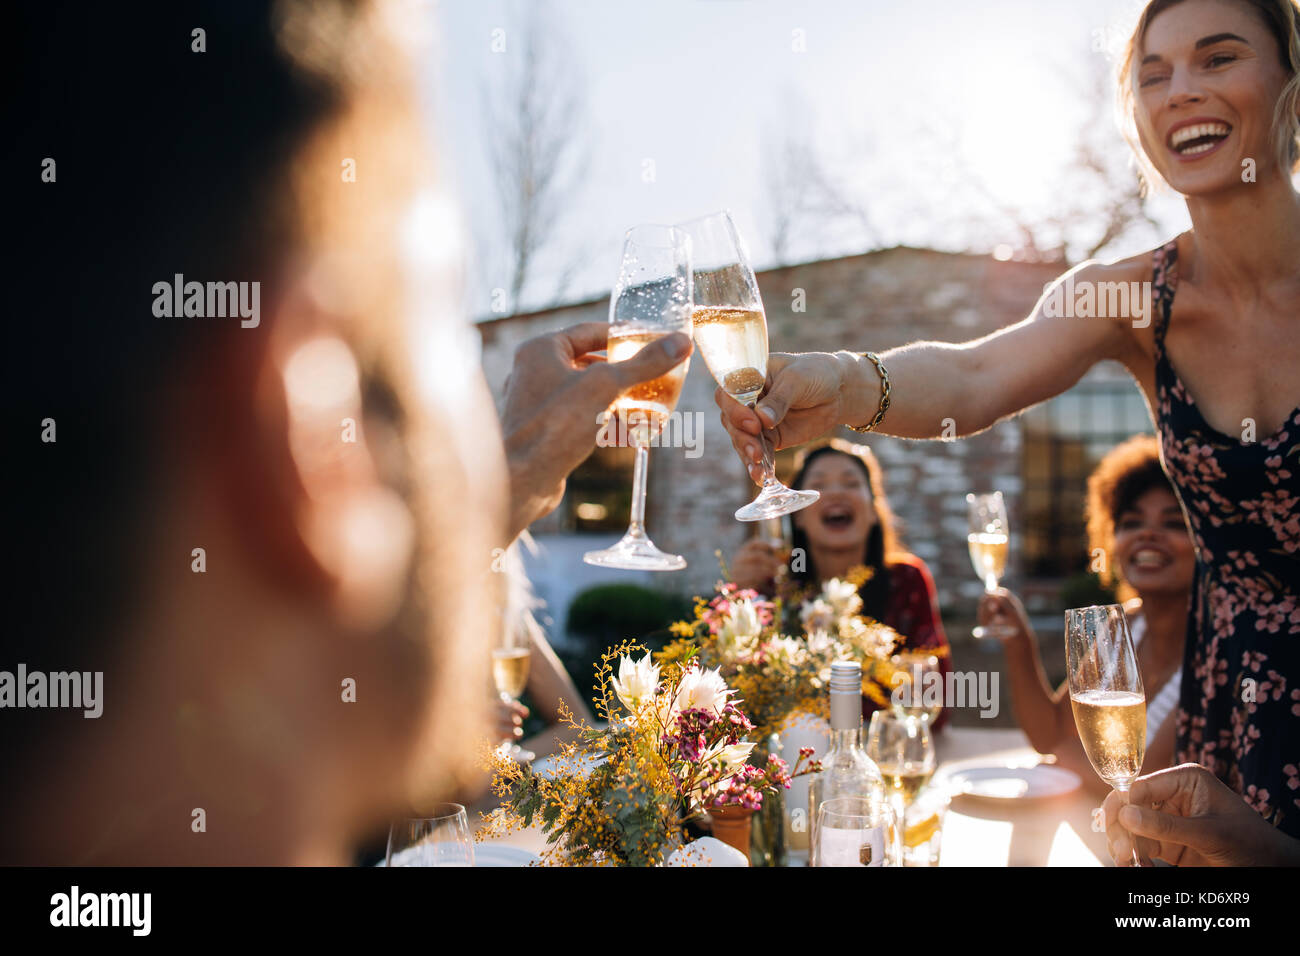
[493,626,534,764]
[967,491,1011,638]
[1065,603,1146,866]
[679,211,818,521]
[583,225,692,571]
[866,711,936,823]
[812,795,900,867]
[386,804,474,867]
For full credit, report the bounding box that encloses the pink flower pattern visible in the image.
[1152,240,1300,838]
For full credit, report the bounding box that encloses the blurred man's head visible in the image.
[7,0,504,862]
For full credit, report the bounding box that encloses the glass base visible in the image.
[971,624,1014,640]
[583,531,686,571]
[736,483,819,522]
[497,742,536,764]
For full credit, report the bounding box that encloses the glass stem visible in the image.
[748,401,777,484]
[628,444,649,538]
[1114,785,1142,866]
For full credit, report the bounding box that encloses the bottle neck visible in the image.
[829,690,862,737]
[828,726,861,752]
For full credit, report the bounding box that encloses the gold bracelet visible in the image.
[847,351,891,433]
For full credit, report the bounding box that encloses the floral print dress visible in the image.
[1152,240,1300,837]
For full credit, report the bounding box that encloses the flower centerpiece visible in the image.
[660,568,910,735]
[481,640,820,866]
[658,567,941,864]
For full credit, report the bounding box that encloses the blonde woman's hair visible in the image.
[1117,0,1300,192]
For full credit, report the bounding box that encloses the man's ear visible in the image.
[213,275,415,633]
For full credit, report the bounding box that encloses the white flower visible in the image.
[674,665,732,717]
[767,636,807,665]
[611,654,660,713]
[717,741,756,770]
[800,598,835,635]
[698,740,757,778]
[805,629,836,657]
[716,598,762,664]
[721,598,762,641]
[821,578,862,619]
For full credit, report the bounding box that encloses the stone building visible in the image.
[478,247,1153,644]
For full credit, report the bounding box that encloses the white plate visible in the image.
[472,844,541,867]
[945,764,1081,802]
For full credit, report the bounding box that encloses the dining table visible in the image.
[472,724,1114,866]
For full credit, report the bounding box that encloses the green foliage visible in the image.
[563,585,694,705]
[566,584,695,645]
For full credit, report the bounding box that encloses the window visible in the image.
[548,445,635,533]
[1020,368,1154,577]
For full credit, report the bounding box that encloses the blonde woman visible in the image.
[717,0,1300,851]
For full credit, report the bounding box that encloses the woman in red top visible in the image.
[730,439,952,730]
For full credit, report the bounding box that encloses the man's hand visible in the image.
[1102,764,1300,866]
[501,322,691,540]
[716,351,867,484]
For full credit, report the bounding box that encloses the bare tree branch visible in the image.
[480,5,588,313]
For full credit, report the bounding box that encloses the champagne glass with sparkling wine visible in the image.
[1066,603,1146,866]
[493,624,534,764]
[967,491,1011,639]
[583,225,693,571]
[680,211,818,521]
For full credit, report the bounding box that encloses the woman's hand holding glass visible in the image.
[714,351,870,482]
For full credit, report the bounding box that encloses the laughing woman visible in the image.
[717,0,1300,846]
[729,439,953,730]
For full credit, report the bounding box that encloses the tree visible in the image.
[963,50,1161,264]
[761,91,876,267]
[480,5,588,313]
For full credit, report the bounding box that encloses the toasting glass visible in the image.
[680,211,818,521]
[583,225,693,571]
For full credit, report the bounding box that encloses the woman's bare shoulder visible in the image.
[1069,249,1155,287]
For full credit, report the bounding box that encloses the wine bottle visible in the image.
[807,661,887,865]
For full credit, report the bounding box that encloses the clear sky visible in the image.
[429,0,1194,316]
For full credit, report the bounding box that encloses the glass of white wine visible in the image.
[493,625,534,764]
[679,211,818,522]
[967,491,1011,639]
[866,710,936,825]
[583,224,693,571]
[889,651,943,725]
[1066,603,1146,866]
[385,804,474,867]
